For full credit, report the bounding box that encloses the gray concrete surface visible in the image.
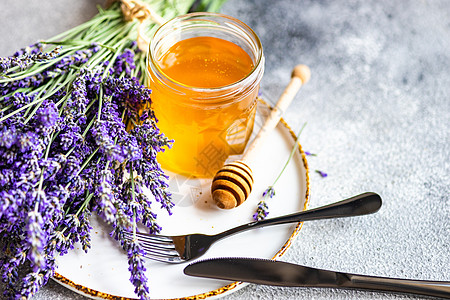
[0,0,449,299]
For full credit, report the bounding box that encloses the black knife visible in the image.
[184,257,450,299]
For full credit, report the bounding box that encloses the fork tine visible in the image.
[141,244,178,256]
[141,246,179,257]
[139,243,178,255]
[142,252,184,263]
[123,231,174,244]
[122,231,185,263]
[122,231,181,255]
[139,240,176,250]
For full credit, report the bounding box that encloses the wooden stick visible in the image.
[211,65,311,209]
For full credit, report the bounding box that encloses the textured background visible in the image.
[1,0,449,299]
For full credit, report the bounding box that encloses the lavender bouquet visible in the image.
[0,0,226,299]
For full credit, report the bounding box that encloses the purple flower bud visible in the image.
[262,186,275,198]
[304,151,317,156]
[315,170,328,178]
[253,200,269,221]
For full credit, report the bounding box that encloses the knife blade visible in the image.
[184,257,450,299]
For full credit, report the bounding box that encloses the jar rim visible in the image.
[147,12,264,94]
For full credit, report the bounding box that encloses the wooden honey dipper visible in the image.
[211,64,311,209]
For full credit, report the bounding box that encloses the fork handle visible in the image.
[214,192,382,240]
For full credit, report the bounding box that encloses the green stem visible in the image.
[96,21,128,45]
[55,92,71,112]
[63,111,96,158]
[130,161,137,237]
[0,104,14,114]
[32,128,59,192]
[133,209,137,238]
[85,96,98,116]
[48,17,123,52]
[75,193,94,217]
[97,86,104,121]
[63,146,100,190]
[0,97,45,123]
[22,76,58,117]
[88,24,134,69]
[271,122,307,187]
[46,11,117,43]
[136,52,148,86]
[82,116,96,138]
[76,147,100,178]
[80,17,123,42]
[23,73,69,124]
[61,191,92,231]
[1,87,32,99]
[42,40,115,52]
[102,42,127,77]
[55,68,79,111]
[34,168,46,213]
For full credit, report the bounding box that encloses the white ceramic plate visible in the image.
[53,101,310,299]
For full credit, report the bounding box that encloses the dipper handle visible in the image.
[242,65,310,163]
[212,65,311,209]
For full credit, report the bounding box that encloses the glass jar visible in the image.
[147,12,264,178]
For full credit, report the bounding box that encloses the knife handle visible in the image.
[342,273,450,299]
[215,192,381,240]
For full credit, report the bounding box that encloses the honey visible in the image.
[147,13,264,178]
[158,37,254,88]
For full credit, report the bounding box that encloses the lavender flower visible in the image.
[3,92,36,107]
[91,119,127,162]
[253,200,269,221]
[113,49,136,75]
[262,186,275,198]
[18,271,44,299]
[25,210,46,271]
[0,46,61,74]
[0,239,27,295]
[0,1,215,296]
[304,151,327,177]
[315,170,328,177]
[34,100,60,129]
[126,242,150,300]
[77,211,93,252]
[131,119,174,214]
[94,169,117,224]
[12,42,43,57]
[252,186,275,221]
[304,150,317,156]
[115,230,150,300]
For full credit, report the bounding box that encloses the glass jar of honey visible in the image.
[147,13,264,178]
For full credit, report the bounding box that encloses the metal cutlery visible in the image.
[184,257,450,299]
[123,192,382,263]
